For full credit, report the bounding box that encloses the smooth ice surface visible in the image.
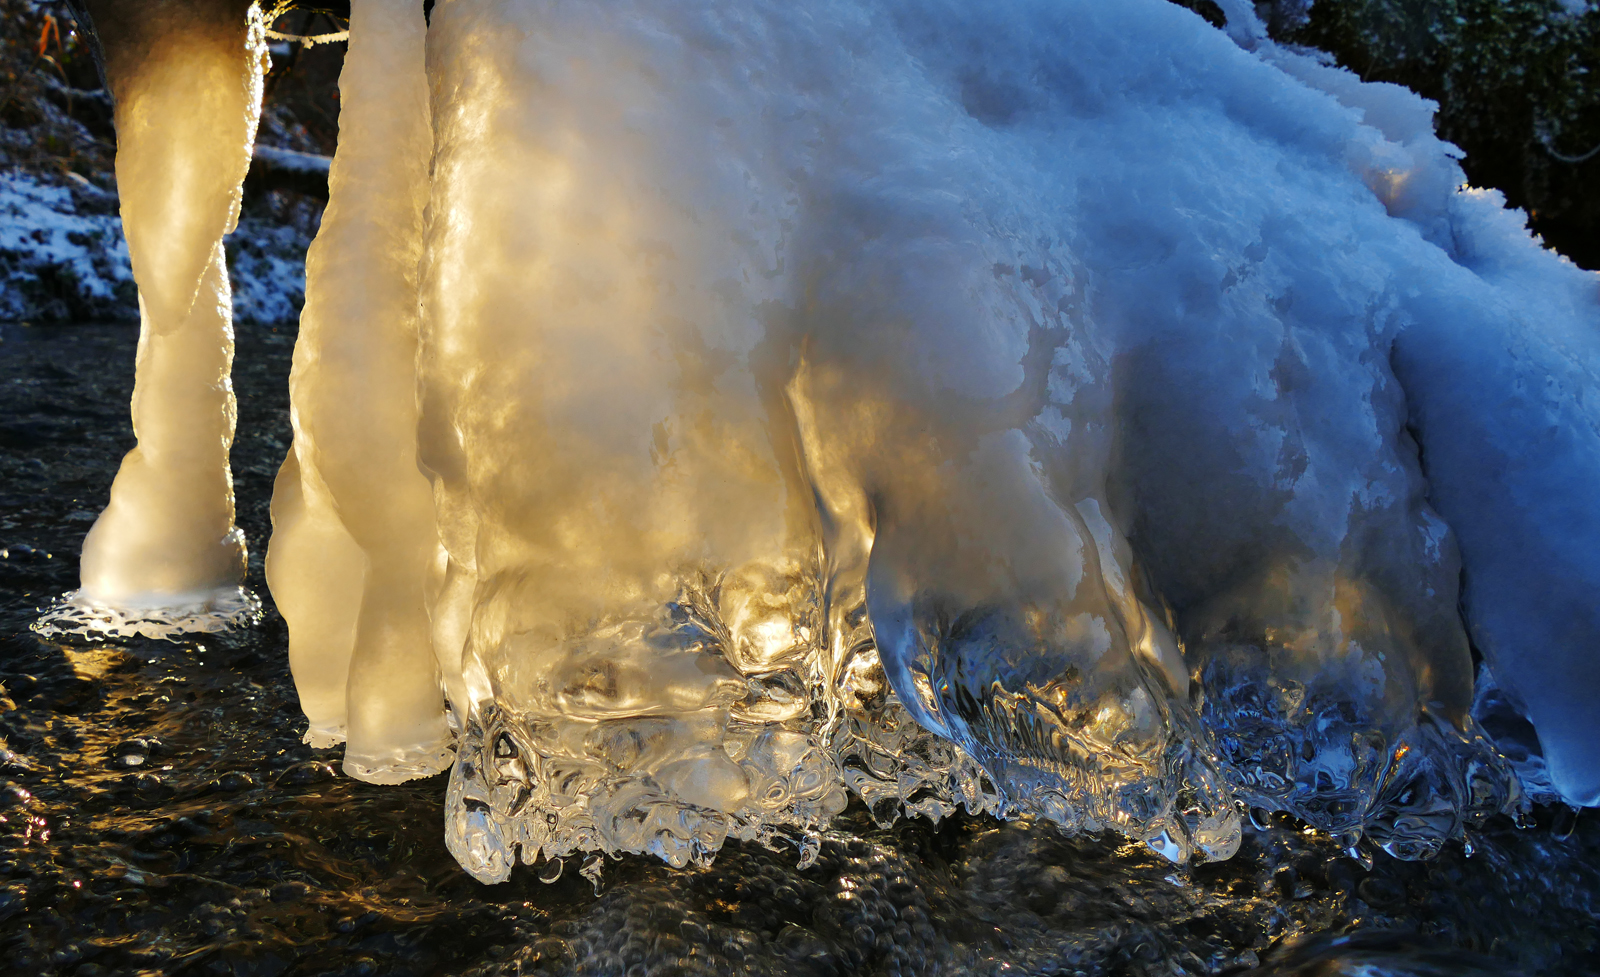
[36,0,268,638]
[266,0,451,782]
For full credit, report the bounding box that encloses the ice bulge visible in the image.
[48,0,1600,881]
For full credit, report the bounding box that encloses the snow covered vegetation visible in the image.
[0,0,325,324]
[12,0,1600,883]
[0,169,130,320]
[0,167,313,324]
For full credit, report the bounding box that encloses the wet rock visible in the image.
[270,881,309,903]
[0,543,52,564]
[111,739,150,769]
[275,760,338,787]
[209,771,258,793]
[0,887,20,922]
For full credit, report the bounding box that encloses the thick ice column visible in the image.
[420,0,839,879]
[266,0,450,782]
[1393,275,1600,808]
[787,224,1233,860]
[37,0,267,638]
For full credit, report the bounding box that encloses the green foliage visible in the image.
[1287,0,1600,267]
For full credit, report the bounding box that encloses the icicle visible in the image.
[266,0,451,783]
[36,1,269,639]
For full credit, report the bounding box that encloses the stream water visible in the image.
[1,320,1596,976]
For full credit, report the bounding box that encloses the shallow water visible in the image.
[0,320,1596,976]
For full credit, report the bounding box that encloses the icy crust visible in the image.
[443,612,1524,884]
[31,586,262,640]
[443,673,1212,885]
[443,574,1244,884]
[447,579,870,883]
[438,579,1517,885]
[1201,663,1524,859]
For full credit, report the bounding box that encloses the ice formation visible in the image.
[265,0,451,783]
[51,0,1600,880]
[35,0,268,638]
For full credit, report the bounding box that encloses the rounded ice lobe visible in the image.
[58,0,1600,882]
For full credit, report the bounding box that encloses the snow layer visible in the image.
[225,216,314,326]
[0,168,312,325]
[0,171,132,321]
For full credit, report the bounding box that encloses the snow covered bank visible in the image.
[0,170,130,321]
[0,168,315,324]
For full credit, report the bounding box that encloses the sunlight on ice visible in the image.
[34,0,270,639]
[264,0,452,784]
[42,0,1600,881]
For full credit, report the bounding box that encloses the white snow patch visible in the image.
[0,170,131,320]
[0,168,312,323]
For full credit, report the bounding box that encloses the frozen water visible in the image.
[36,0,269,638]
[48,0,1600,881]
[266,0,452,783]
